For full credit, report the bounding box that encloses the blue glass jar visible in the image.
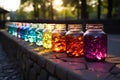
[20,23,26,40]
[24,23,30,41]
[28,23,37,43]
[12,23,17,36]
[7,22,13,34]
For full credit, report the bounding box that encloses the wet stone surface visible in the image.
[0,43,22,80]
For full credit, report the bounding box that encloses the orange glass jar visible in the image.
[52,24,66,53]
[66,24,84,57]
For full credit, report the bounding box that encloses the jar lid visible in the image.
[68,24,82,30]
[37,23,44,29]
[55,24,66,30]
[86,24,103,29]
[44,24,55,30]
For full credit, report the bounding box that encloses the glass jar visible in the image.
[42,24,55,48]
[52,24,66,53]
[7,22,13,34]
[24,23,30,41]
[20,23,26,40]
[36,24,44,46]
[84,24,107,61]
[17,22,22,38]
[12,22,17,36]
[66,24,84,57]
[28,23,37,43]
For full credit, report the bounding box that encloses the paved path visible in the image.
[108,34,120,57]
[0,43,22,80]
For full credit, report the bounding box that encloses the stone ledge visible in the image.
[0,30,120,80]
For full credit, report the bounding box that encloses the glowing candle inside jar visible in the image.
[66,24,84,57]
[52,24,66,53]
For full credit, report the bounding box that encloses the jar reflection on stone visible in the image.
[66,24,84,57]
[42,24,55,48]
[84,24,107,62]
[52,24,66,53]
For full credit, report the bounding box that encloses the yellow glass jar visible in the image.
[52,24,66,53]
[42,24,55,48]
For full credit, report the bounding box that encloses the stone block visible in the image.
[38,69,49,80]
[37,56,47,68]
[55,53,67,59]
[65,62,86,70]
[87,62,115,73]
[33,63,41,74]
[60,57,86,63]
[55,64,68,80]
[44,53,56,59]
[16,48,22,61]
[111,67,120,74]
[29,68,37,80]
[48,76,58,80]
[105,74,120,80]
[30,51,39,62]
[46,59,63,74]
[68,70,110,80]
[25,59,33,72]
[54,60,86,80]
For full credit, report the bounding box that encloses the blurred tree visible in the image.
[113,0,120,18]
[97,0,101,19]
[16,0,34,20]
[62,0,88,19]
[81,0,88,19]
[47,0,54,20]
[21,0,27,4]
[18,0,120,20]
[107,0,113,19]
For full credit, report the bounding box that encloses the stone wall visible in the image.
[0,30,120,80]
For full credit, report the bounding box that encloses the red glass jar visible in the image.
[52,24,66,53]
[84,24,107,61]
[66,24,84,57]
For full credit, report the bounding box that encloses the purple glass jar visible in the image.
[84,24,107,61]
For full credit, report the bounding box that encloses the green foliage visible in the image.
[21,0,27,4]
[15,0,120,20]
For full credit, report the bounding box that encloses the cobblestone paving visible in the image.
[0,43,22,80]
